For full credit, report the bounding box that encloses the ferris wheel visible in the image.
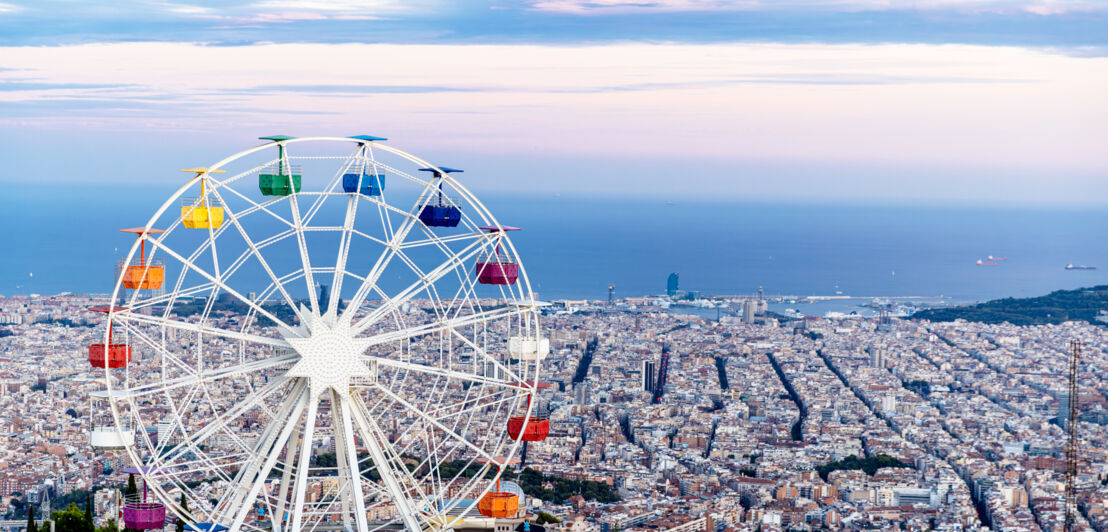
[85,136,552,532]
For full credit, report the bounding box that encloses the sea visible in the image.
[4,183,1108,315]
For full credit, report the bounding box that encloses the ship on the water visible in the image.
[987,255,1008,261]
[1065,264,1096,270]
[976,259,997,266]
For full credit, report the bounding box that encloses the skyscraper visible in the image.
[318,283,330,313]
[642,360,656,392]
[575,382,590,405]
[868,346,885,369]
[743,300,757,324]
[652,344,670,404]
[666,272,679,297]
[1059,392,1073,429]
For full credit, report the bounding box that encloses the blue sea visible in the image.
[4,183,1107,305]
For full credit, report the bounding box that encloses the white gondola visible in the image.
[509,336,550,361]
[90,391,134,451]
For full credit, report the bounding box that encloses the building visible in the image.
[1059,392,1073,428]
[894,487,938,508]
[881,394,897,413]
[642,360,656,392]
[667,272,679,297]
[868,346,885,369]
[743,300,758,324]
[575,382,590,406]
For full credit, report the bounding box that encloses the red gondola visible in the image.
[506,381,551,442]
[507,416,550,441]
[88,306,131,369]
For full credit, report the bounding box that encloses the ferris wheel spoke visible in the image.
[359,305,527,351]
[449,327,528,384]
[349,394,438,516]
[113,311,289,350]
[153,452,251,478]
[424,388,519,421]
[204,186,309,325]
[399,230,484,250]
[219,380,306,517]
[347,394,429,532]
[286,192,323,317]
[227,385,310,532]
[288,390,320,532]
[331,390,370,532]
[350,237,494,335]
[145,238,298,333]
[209,177,297,229]
[114,282,217,312]
[328,193,359,321]
[158,375,292,465]
[343,183,435,318]
[116,356,294,403]
[374,385,497,465]
[372,358,517,389]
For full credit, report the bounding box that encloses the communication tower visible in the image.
[1065,341,1081,532]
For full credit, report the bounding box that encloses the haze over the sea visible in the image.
[4,182,1106,302]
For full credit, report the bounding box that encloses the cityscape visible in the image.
[1,1,1107,532]
[1,278,1107,530]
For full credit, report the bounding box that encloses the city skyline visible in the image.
[1,2,1107,531]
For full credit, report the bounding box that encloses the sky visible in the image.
[0,0,1106,205]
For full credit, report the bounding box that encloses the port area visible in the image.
[653,295,955,319]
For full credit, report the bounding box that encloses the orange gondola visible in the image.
[477,456,520,519]
[118,227,165,290]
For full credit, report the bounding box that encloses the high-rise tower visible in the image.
[642,360,656,392]
[666,273,679,297]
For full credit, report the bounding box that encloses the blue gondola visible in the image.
[342,169,386,196]
[185,524,228,532]
[418,167,463,227]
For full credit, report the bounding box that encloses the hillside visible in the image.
[911,286,1108,326]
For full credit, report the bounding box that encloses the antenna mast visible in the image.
[1065,340,1081,531]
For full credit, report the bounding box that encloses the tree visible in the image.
[27,506,38,532]
[535,511,561,525]
[94,519,119,532]
[52,503,87,532]
[174,493,190,532]
[123,476,139,532]
[124,475,138,499]
[84,493,94,532]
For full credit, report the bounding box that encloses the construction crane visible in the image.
[1065,340,1081,532]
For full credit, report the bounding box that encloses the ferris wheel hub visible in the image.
[284,312,375,398]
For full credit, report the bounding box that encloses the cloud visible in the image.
[0,81,136,91]
[0,41,1104,197]
[526,0,1108,15]
[223,0,416,22]
[0,2,22,13]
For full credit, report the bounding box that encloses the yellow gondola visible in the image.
[180,167,226,229]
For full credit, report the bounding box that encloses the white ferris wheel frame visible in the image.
[94,136,546,532]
